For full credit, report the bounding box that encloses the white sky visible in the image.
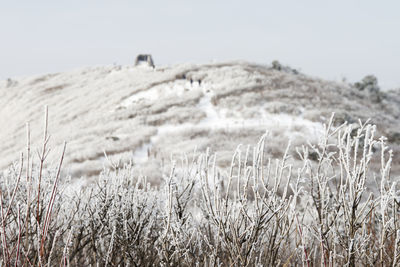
[1,1,399,89]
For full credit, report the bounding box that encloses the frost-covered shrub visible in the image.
[354,75,382,102]
[1,112,400,266]
[354,75,380,93]
[6,78,16,88]
[271,60,299,74]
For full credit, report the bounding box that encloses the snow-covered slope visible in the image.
[1,61,400,181]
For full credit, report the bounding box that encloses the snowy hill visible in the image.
[1,61,400,182]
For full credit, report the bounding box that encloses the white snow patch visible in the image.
[130,88,324,163]
[121,79,196,108]
[132,142,152,164]
[121,88,159,106]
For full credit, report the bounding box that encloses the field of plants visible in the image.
[0,111,399,266]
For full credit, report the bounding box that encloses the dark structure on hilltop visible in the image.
[135,54,155,68]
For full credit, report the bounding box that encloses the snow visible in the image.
[129,80,324,164]
[1,60,372,181]
[120,79,192,108]
[132,142,152,164]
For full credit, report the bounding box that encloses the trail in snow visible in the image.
[131,82,324,164]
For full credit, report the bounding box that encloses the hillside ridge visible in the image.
[1,61,400,181]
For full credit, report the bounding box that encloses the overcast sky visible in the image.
[1,1,399,89]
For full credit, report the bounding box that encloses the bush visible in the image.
[271,60,299,75]
[0,112,399,266]
[354,75,380,93]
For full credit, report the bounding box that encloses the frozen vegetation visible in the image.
[0,112,400,266]
[1,61,400,265]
